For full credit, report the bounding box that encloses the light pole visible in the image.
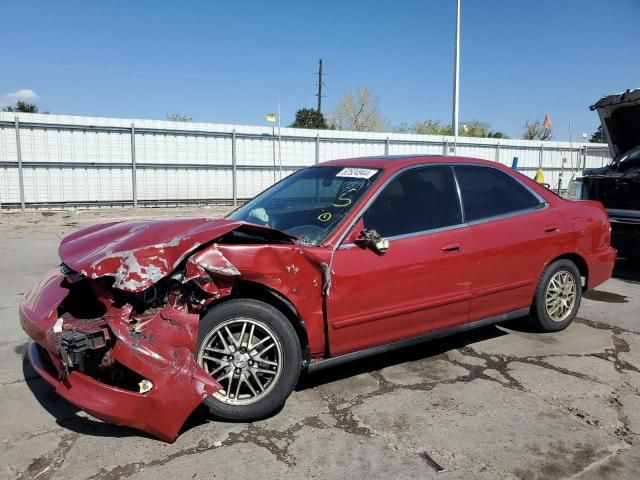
[451,0,461,151]
[266,100,282,182]
[266,112,277,182]
[277,98,282,179]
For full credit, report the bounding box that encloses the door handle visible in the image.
[544,224,559,233]
[441,242,462,253]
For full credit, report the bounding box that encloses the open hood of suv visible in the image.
[590,88,640,161]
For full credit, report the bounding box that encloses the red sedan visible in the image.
[19,155,616,441]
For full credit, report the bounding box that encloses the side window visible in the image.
[363,166,463,238]
[454,165,542,222]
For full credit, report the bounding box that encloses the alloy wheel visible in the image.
[544,270,577,322]
[197,318,283,405]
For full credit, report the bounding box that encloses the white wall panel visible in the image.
[236,169,277,198]
[137,168,233,200]
[0,125,18,162]
[0,168,21,203]
[0,112,611,208]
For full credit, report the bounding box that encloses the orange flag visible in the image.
[543,113,552,130]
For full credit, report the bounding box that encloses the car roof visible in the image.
[319,154,501,172]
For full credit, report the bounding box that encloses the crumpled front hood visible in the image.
[58,218,292,292]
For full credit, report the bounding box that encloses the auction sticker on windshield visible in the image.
[336,168,379,179]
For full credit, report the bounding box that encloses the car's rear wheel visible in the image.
[529,259,582,332]
[196,299,301,421]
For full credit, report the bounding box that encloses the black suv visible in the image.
[568,88,640,259]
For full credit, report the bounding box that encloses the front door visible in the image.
[327,165,473,356]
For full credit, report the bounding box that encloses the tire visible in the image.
[529,259,582,332]
[196,298,301,421]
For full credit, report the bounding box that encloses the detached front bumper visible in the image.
[19,270,221,442]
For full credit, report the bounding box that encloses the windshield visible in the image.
[615,146,640,171]
[229,166,381,245]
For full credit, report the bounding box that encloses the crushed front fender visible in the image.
[19,270,221,442]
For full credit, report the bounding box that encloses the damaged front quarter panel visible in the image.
[22,217,329,441]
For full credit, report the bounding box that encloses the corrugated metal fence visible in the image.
[0,112,610,210]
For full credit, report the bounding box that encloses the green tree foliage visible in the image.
[414,119,451,135]
[394,119,507,138]
[290,108,330,129]
[589,125,607,143]
[2,100,40,113]
[486,130,508,139]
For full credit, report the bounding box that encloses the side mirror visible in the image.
[354,229,389,254]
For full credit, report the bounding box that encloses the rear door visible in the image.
[327,165,473,356]
[453,165,563,321]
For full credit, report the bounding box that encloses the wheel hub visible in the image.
[232,352,250,369]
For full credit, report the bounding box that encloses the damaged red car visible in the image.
[20,155,616,441]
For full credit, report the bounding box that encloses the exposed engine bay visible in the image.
[568,88,640,258]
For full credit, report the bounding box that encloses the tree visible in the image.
[165,113,192,122]
[522,120,552,140]
[486,130,508,139]
[391,123,411,133]
[589,125,607,143]
[412,119,451,135]
[332,85,387,132]
[461,120,490,137]
[2,100,40,113]
[290,108,330,129]
[461,120,508,138]
[393,118,508,138]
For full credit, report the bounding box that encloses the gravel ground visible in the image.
[1,207,639,480]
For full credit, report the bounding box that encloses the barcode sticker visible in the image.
[336,168,378,179]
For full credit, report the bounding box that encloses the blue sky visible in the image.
[2,0,639,140]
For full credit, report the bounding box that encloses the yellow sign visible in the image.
[265,113,276,122]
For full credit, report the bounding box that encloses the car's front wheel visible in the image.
[529,259,582,332]
[196,299,301,421]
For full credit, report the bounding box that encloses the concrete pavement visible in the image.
[1,208,639,479]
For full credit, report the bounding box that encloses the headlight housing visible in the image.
[567,179,583,200]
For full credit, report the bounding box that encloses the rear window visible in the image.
[454,165,542,222]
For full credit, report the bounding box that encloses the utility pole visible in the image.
[316,59,323,114]
[451,0,461,144]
